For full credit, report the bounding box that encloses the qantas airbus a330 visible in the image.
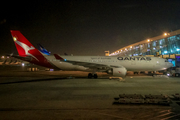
[10,30,173,78]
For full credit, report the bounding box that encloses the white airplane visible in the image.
[10,30,173,78]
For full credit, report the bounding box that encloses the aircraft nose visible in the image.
[167,62,173,68]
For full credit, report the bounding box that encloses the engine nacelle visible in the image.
[107,67,127,77]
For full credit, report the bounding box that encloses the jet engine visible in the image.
[107,67,127,77]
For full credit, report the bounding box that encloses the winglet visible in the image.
[54,54,64,60]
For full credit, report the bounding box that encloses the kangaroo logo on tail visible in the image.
[14,39,39,61]
[11,30,41,61]
[10,30,56,69]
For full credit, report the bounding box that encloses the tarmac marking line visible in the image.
[93,111,131,120]
[161,113,180,120]
[157,112,173,117]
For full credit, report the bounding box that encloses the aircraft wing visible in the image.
[54,54,121,70]
[64,60,108,68]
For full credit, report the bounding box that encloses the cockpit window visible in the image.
[165,60,168,62]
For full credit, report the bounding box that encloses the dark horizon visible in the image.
[1,0,180,56]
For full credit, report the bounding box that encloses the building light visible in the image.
[177,49,180,51]
[164,51,168,53]
[153,48,156,50]
[147,39,150,42]
[22,63,25,66]
[1,56,4,58]
[130,46,132,48]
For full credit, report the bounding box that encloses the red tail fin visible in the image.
[10,30,43,61]
[10,30,54,68]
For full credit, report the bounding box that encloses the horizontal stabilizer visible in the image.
[54,54,64,60]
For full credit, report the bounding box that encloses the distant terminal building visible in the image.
[108,29,180,67]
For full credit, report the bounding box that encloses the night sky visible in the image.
[1,0,180,56]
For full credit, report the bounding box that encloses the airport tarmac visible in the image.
[0,69,180,119]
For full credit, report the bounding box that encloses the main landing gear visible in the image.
[88,73,98,79]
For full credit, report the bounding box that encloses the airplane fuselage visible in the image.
[43,55,171,72]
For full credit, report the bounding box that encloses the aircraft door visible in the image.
[154,60,162,70]
[156,61,160,65]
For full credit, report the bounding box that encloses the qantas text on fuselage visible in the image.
[117,57,151,61]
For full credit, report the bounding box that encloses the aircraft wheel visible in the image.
[88,73,93,78]
[94,74,98,79]
[134,72,138,74]
[163,72,167,75]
